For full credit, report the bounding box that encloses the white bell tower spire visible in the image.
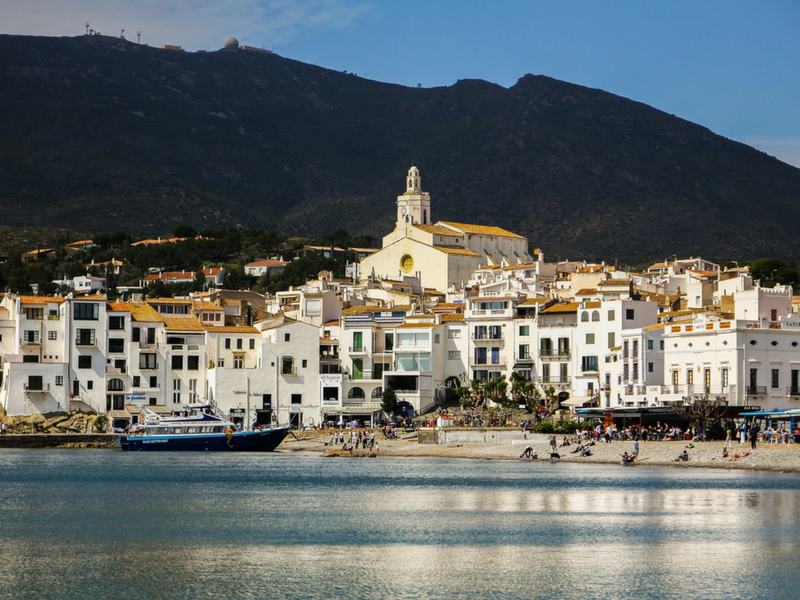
[396,165,431,228]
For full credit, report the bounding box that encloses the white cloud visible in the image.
[2,0,373,50]
[743,137,800,170]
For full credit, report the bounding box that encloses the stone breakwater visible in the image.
[1,410,97,435]
[280,430,800,472]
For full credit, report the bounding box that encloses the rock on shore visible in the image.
[1,410,97,434]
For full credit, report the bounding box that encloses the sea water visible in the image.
[1,449,799,600]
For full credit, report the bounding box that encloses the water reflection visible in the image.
[1,451,800,600]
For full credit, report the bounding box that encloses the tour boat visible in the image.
[119,405,290,452]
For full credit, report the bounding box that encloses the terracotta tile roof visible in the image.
[163,316,205,332]
[144,272,196,281]
[322,319,339,326]
[541,302,579,313]
[19,296,64,305]
[72,294,106,301]
[575,288,597,296]
[147,297,192,305]
[518,298,549,306]
[127,302,164,323]
[442,313,465,322]
[437,221,525,239]
[396,322,437,328]
[413,224,461,236]
[432,246,481,257]
[204,325,260,334]
[643,323,669,332]
[107,301,129,312]
[246,259,288,267]
[583,301,601,308]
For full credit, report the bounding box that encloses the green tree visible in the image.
[173,224,198,239]
[750,258,799,288]
[381,387,397,416]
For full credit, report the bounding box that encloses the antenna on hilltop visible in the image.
[137,30,141,44]
[85,21,90,35]
[120,29,125,40]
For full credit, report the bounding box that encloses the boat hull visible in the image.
[120,427,290,452]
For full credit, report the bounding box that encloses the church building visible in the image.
[359,167,533,292]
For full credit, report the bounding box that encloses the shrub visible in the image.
[553,419,579,434]
[533,422,554,434]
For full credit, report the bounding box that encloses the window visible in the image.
[282,356,294,375]
[236,338,243,350]
[372,387,383,398]
[447,329,461,339]
[625,309,635,320]
[189,379,197,403]
[591,311,600,322]
[518,344,529,359]
[647,340,654,350]
[648,362,654,373]
[24,307,44,320]
[385,332,394,350]
[660,340,664,350]
[234,354,244,369]
[48,330,57,341]
[55,376,63,386]
[608,332,616,349]
[188,355,199,370]
[608,310,615,321]
[397,332,430,347]
[108,338,124,353]
[434,334,440,344]
[173,379,181,404]
[721,368,729,388]
[687,369,694,385]
[395,352,431,371]
[87,380,93,390]
[139,353,157,370]
[771,309,778,322]
[249,339,255,350]
[133,376,140,387]
[218,359,225,368]
[291,394,302,405]
[109,316,125,330]
[225,338,231,349]
[581,356,598,372]
[149,376,158,388]
[23,330,39,343]
[75,329,95,346]
[348,387,365,398]
[108,378,124,391]
[352,331,363,351]
[78,355,92,369]
[302,359,307,368]
[772,368,780,389]
[132,328,141,343]
[73,303,99,320]
[519,325,529,336]
[448,350,461,360]
[172,355,184,370]
[285,333,291,342]
[147,328,156,345]
[585,333,595,345]
[581,312,590,322]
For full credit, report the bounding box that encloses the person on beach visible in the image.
[620,452,634,465]
[1,422,5,435]
[750,422,760,450]
[725,427,733,450]
[633,440,640,459]
[550,436,557,453]
[521,446,533,458]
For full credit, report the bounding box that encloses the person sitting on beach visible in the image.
[620,452,634,465]
[560,436,571,447]
[676,449,689,462]
[722,448,729,459]
[730,451,751,462]
[520,446,533,459]
[570,443,584,454]
[580,446,592,457]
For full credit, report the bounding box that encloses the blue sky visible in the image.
[6,0,800,167]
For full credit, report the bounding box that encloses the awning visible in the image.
[107,410,131,419]
[321,405,381,414]
[145,405,172,414]
[561,397,594,407]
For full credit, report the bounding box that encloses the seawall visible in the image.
[0,434,120,449]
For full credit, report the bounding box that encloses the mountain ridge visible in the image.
[1,33,799,260]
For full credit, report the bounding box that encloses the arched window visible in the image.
[372,387,383,398]
[581,312,589,322]
[592,311,600,322]
[348,387,365,399]
[108,378,124,391]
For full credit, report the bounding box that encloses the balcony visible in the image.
[472,333,504,342]
[20,337,42,347]
[75,337,96,346]
[789,387,800,398]
[349,346,366,354]
[514,354,533,363]
[746,386,767,397]
[539,348,570,359]
[24,383,51,393]
[470,358,506,368]
[106,365,128,374]
[539,376,570,386]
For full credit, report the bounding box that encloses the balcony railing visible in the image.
[539,348,570,358]
[20,338,42,346]
[75,337,96,346]
[349,346,366,353]
[514,354,533,362]
[24,383,51,392]
[106,366,128,374]
[746,386,767,396]
[789,387,800,397]
[472,333,504,341]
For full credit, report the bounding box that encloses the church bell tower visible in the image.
[396,166,431,228]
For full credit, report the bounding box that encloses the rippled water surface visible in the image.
[1,449,800,600]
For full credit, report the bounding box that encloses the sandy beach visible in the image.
[278,430,800,472]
